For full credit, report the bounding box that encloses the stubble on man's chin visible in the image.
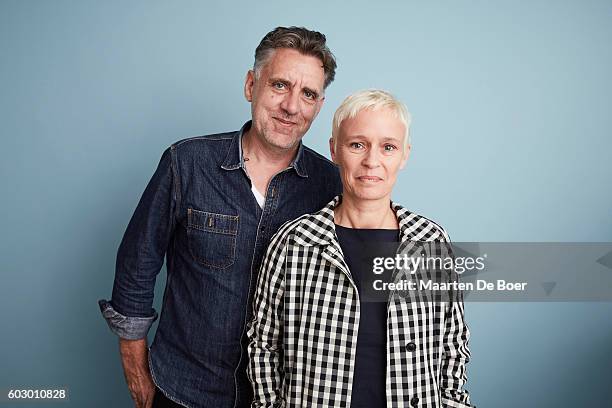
[264,136,301,153]
[260,127,304,152]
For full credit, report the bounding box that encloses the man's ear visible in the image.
[244,70,255,102]
[329,137,337,163]
[399,144,411,170]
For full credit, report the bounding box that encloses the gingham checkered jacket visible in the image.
[247,196,472,408]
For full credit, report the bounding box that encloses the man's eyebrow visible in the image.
[303,86,320,98]
[268,77,290,85]
[268,77,321,97]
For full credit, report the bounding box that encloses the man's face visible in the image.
[245,48,326,151]
[331,108,409,202]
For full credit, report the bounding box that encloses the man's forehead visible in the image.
[265,49,325,89]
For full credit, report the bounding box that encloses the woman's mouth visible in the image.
[357,176,383,182]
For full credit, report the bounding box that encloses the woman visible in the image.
[247,90,472,408]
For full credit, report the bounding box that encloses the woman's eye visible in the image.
[384,144,397,152]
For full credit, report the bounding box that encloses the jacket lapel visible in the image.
[321,239,352,280]
[299,195,354,282]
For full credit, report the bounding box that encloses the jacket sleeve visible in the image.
[440,237,473,408]
[98,147,178,340]
[247,226,288,408]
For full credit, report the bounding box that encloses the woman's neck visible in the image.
[334,195,398,229]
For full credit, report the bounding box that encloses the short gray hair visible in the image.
[254,26,337,89]
[332,89,412,151]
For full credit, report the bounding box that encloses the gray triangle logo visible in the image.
[542,282,556,296]
[596,250,612,270]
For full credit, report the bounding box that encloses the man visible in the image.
[99,27,342,408]
[248,90,472,407]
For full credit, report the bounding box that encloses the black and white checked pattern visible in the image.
[247,196,473,408]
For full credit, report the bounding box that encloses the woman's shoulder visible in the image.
[392,202,451,242]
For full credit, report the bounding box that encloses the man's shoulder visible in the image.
[171,130,236,150]
[301,144,333,165]
[301,145,338,175]
[164,130,238,166]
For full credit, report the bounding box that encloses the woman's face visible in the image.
[331,108,409,203]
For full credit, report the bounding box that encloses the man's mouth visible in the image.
[273,117,297,127]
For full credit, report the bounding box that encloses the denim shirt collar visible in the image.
[221,120,308,177]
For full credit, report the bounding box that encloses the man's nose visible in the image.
[280,88,300,116]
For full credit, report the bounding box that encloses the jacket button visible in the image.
[410,396,419,406]
[405,342,416,352]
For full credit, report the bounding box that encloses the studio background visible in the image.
[1,0,611,406]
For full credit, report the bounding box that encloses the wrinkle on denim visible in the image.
[98,121,342,408]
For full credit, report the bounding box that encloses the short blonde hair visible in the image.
[331,89,412,150]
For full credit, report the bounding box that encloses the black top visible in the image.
[335,224,400,408]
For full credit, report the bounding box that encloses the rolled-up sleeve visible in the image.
[98,299,158,340]
[99,147,178,339]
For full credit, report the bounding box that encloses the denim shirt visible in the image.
[99,121,342,408]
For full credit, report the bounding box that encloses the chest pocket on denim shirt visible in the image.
[187,208,239,269]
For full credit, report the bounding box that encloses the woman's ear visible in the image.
[329,137,338,164]
[399,144,411,170]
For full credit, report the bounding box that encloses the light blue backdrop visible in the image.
[1,0,611,406]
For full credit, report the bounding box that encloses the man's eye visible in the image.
[273,82,286,90]
[304,90,315,100]
[350,142,365,149]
